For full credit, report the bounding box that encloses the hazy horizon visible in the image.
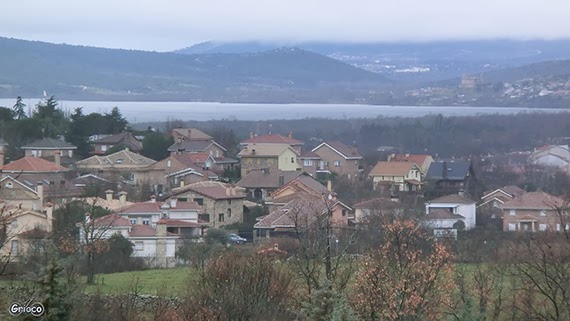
[2,0,570,51]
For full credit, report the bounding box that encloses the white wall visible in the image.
[169,210,199,222]
[426,202,476,230]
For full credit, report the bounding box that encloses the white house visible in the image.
[528,145,570,172]
[78,214,179,268]
[424,194,477,236]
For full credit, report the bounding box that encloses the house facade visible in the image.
[301,141,363,179]
[237,169,303,201]
[352,198,402,223]
[170,181,246,228]
[368,161,423,192]
[21,138,77,159]
[91,132,143,155]
[500,192,566,232]
[238,144,300,178]
[74,149,156,184]
[426,160,473,192]
[424,194,477,231]
[240,133,304,155]
[528,145,570,170]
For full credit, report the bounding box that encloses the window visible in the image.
[325,161,330,167]
[31,150,37,157]
[227,208,232,217]
[10,220,17,229]
[194,198,204,206]
[228,199,232,205]
[11,240,18,256]
[216,150,220,158]
[508,223,516,231]
[130,219,137,225]
[354,160,358,165]
[540,210,546,216]
[557,224,561,231]
[539,224,547,231]
[291,157,295,163]
[38,150,42,157]
[68,150,73,158]
[199,214,210,222]
[177,198,188,202]
[142,219,150,225]
[5,182,13,189]
[342,210,347,217]
[101,145,107,152]
[334,160,341,167]
[166,160,171,168]
[218,213,225,222]
[134,241,143,251]
[304,160,313,167]
[509,209,516,216]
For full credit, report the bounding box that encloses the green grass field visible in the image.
[83,267,197,295]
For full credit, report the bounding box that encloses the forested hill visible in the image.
[0,37,388,102]
[479,59,570,83]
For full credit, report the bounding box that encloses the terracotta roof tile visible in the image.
[93,214,131,227]
[241,134,303,145]
[313,141,362,159]
[237,170,302,188]
[238,145,297,157]
[172,181,246,200]
[1,157,67,172]
[129,224,158,237]
[353,198,400,210]
[428,194,476,204]
[500,192,564,209]
[369,161,416,177]
[424,209,465,220]
[172,128,213,141]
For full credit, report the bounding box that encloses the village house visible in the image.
[368,161,423,192]
[74,149,156,184]
[91,132,143,155]
[254,194,352,240]
[300,141,363,179]
[169,181,247,228]
[237,169,304,201]
[79,214,179,268]
[21,138,77,161]
[426,160,473,192]
[423,194,477,237]
[240,132,304,155]
[264,174,329,212]
[500,192,567,232]
[352,198,402,224]
[387,154,433,174]
[238,144,300,178]
[168,129,238,171]
[140,153,220,193]
[0,201,53,260]
[75,190,133,212]
[479,185,525,208]
[1,155,81,205]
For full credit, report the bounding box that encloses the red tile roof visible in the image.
[353,198,400,210]
[93,214,131,227]
[369,161,416,177]
[116,201,200,214]
[241,134,303,145]
[129,224,158,237]
[172,181,246,200]
[389,154,430,167]
[1,157,67,172]
[500,192,564,209]
[300,151,321,158]
[424,209,465,220]
[428,194,476,204]
[313,141,362,159]
[182,153,211,164]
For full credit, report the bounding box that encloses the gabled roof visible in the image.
[427,160,472,181]
[22,138,77,150]
[428,194,476,205]
[482,185,525,200]
[388,154,431,169]
[172,128,213,141]
[93,214,132,227]
[1,156,67,172]
[75,149,155,167]
[92,132,139,145]
[183,153,214,164]
[171,181,246,200]
[129,224,159,237]
[369,161,417,177]
[167,140,226,153]
[500,192,564,210]
[0,176,40,200]
[71,174,111,186]
[116,200,200,214]
[241,134,303,145]
[424,209,465,220]
[312,141,362,159]
[270,174,329,200]
[238,145,298,157]
[237,170,303,189]
[353,198,400,210]
[255,195,351,229]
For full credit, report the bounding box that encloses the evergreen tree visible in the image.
[12,96,27,120]
[32,259,74,321]
[302,284,359,321]
[33,96,68,138]
[104,107,128,134]
[141,131,173,160]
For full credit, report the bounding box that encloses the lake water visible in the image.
[1,98,569,123]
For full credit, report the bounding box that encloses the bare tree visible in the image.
[0,203,26,276]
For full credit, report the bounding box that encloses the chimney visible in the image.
[249,132,254,139]
[0,151,3,167]
[278,175,285,186]
[187,129,192,138]
[119,191,127,206]
[405,153,410,158]
[170,198,177,208]
[156,221,168,267]
[37,182,44,207]
[177,135,183,144]
[326,180,332,192]
[230,184,236,196]
[226,185,231,196]
[458,189,465,197]
[288,132,292,139]
[45,202,54,232]
[105,190,113,202]
[251,149,256,155]
[54,150,61,168]
[180,180,185,187]
[150,195,157,203]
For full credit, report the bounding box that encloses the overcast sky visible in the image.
[1,0,569,51]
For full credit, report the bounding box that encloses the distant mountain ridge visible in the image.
[0,37,388,102]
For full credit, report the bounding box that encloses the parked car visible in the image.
[228,233,247,244]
